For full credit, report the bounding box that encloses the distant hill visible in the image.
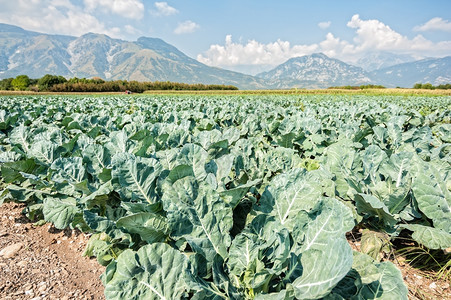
[369,56,451,87]
[257,53,451,88]
[256,53,371,89]
[354,52,417,72]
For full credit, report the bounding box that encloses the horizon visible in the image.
[0,0,450,74]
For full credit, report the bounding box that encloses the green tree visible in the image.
[413,83,422,89]
[11,75,31,90]
[0,78,13,90]
[37,74,67,91]
[422,83,434,90]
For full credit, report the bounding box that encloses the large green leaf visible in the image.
[3,184,49,202]
[288,197,355,298]
[292,237,353,299]
[245,214,292,273]
[376,152,413,214]
[0,150,21,163]
[322,140,359,198]
[9,124,31,153]
[195,129,223,150]
[83,210,116,232]
[176,143,209,181]
[379,152,413,189]
[332,252,408,299]
[227,233,260,277]
[43,197,78,229]
[166,164,195,184]
[104,243,190,300]
[116,212,169,244]
[219,179,261,208]
[163,178,233,261]
[354,193,397,228]
[155,148,180,170]
[0,109,18,130]
[412,163,451,233]
[208,154,235,188]
[262,168,324,229]
[187,255,234,299]
[28,140,61,165]
[401,224,451,249]
[50,157,86,185]
[297,197,355,252]
[355,254,408,299]
[1,159,37,183]
[112,153,162,204]
[360,145,387,182]
[83,143,112,176]
[105,130,138,154]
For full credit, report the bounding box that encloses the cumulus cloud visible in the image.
[199,14,451,70]
[152,2,178,16]
[197,35,318,67]
[318,21,331,30]
[346,14,411,52]
[174,20,200,34]
[84,0,145,20]
[414,17,451,32]
[0,0,121,37]
[344,15,451,57]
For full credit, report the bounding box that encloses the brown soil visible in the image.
[0,202,105,300]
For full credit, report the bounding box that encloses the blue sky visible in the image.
[0,0,450,73]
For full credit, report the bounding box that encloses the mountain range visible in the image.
[0,24,266,89]
[256,53,372,89]
[0,23,450,89]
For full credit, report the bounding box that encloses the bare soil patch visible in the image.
[0,202,105,300]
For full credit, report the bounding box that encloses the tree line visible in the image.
[0,74,239,92]
[412,83,451,90]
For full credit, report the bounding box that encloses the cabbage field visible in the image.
[0,94,450,299]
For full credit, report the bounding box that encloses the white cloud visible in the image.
[174,20,199,34]
[346,14,411,52]
[198,14,451,71]
[153,2,178,16]
[84,0,144,20]
[197,35,318,67]
[344,14,451,58]
[318,21,331,30]
[414,17,451,32]
[0,0,121,37]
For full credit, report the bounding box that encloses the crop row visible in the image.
[0,95,450,299]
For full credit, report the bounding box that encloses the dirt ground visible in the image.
[0,202,450,300]
[0,202,105,300]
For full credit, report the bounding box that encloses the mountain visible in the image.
[257,53,451,88]
[0,24,74,78]
[370,56,451,87]
[0,24,267,89]
[256,53,371,89]
[354,52,417,72]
